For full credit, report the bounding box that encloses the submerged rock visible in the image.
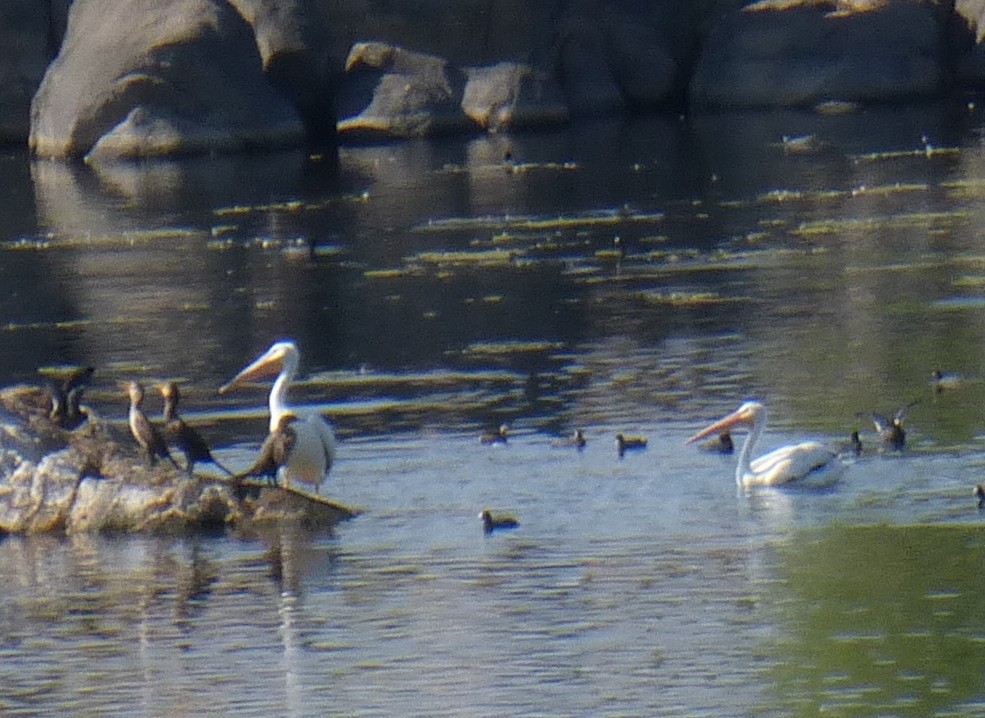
[0,384,357,535]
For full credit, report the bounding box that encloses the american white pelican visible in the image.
[687,401,845,487]
[219,341,336,494]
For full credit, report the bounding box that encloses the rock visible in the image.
[0,1,58,143]
[461,62,569,131]
[336,41,470,139]
[30,0,304,160]
[0,384,357,535]
[227,0,338,148]
[552,0,683,113]
[689,0,950,108]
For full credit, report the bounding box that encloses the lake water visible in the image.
[4,103,985,715]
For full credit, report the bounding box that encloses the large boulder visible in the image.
[337,41,470,139]
[0,384,357,535]
[30,0,304,161]
[0,2,58,144]
[461,62,569,131]
[552,0,684,114]
[689,0,951,108]
[227,0,338,147]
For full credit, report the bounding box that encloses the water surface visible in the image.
[3,104,985,715]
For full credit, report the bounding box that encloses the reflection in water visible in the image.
[4,106,985,713]
[768,524,985,716]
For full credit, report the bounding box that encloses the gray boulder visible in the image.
[689,0,950,108]
[30,0,304,160]
[0,2,57,144]
[0,384,357,535]
[337,41,470,139]
[461,62,569,131]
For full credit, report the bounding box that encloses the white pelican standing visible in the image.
[687,401,845,487]
[219,341,337,494]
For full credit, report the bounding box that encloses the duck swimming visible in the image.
[616,433,647,457]
[552,429,587,449]
[480,509,519,534]
[480,424,509,445]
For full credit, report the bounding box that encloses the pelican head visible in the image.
[686,401,763,444]
[219,340,299,394]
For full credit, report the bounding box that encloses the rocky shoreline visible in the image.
[0,384,357,535]
[4,0,985,158]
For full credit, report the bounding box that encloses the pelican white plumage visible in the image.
[219,341,336,494]
[687,401,845,487]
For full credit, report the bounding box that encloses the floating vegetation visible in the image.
[941,178,985,201]
[851,146,960,163]
[636,291,728,307]
[213,191,369,218]
[409,249,517,266]
[364,268,423,280]
[850,183,929,198]
[791,211,972,239]
[413,208,664,235]
[458,340,566,357]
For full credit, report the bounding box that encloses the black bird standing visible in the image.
[234,414,299,486]
[42,365,94,429]
[160,381,234,477]
[126,381,179,468]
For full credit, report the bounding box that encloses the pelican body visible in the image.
[687,401,845,487]
[219,341,336,494]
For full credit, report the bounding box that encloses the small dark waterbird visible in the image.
[866,401,919,452]
[125,381,179,468]
[234,414,300,486]
[552,429,587,449]
[159,381,233,477]
[616,433,648,457]
[480,424,509,445]
[41,365,94,429]
[930,369,964,394]
[480,509,519,535]
[697,432,734,455]
[976,484,985,510]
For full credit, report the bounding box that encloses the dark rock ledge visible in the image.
[0,384,358,535]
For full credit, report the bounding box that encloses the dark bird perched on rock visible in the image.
[480,424,509,445]
[552,429,587,449]
[480,509,519,535]
[125,381,178,468]
[616,433,647,457]
[865,401,918,452]
[159,381,233,477]
[235,414,299,486]
[41,365,94,429]
[697,432,733,455]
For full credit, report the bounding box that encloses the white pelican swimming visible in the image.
[219,340,336,494]
[687,401,845,487]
